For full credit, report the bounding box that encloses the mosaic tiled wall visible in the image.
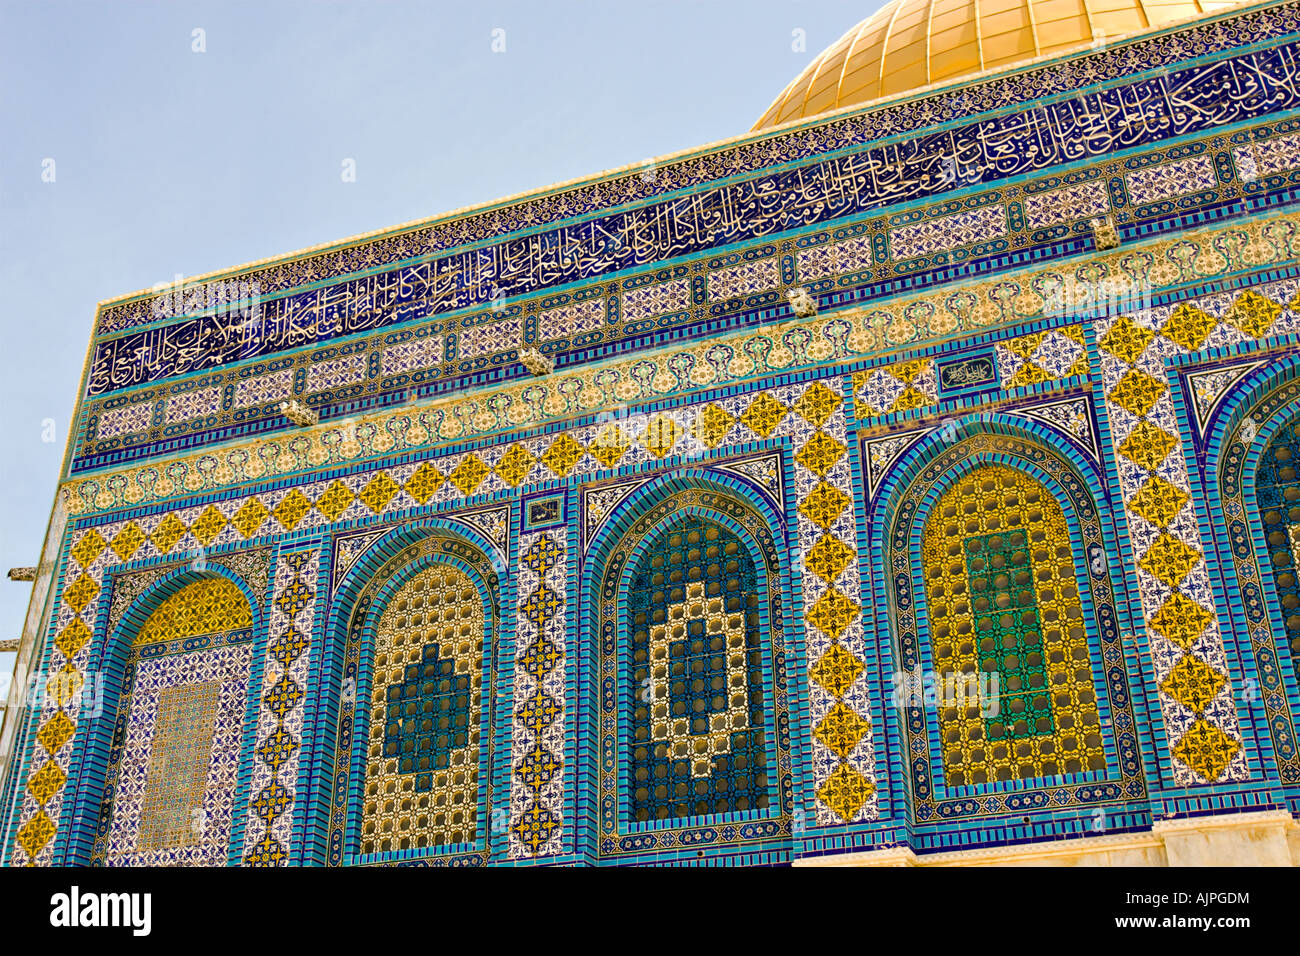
[242,549,317,865]
[510,528,567,859]
[58,210,1300,521]
[321,531,501,866]
[10,267,1300,865]
[7,1,1300,865]
[68,4,1300,482]
[96,577,256,866]
[921,466,1106,786]
[362,563,485,853]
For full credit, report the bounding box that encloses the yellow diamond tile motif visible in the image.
[890,359,928,384]
[642,415,679,458]
[109,523,146,562]
[1173,719,1240,782]
[795,432,847,477]
[1161,654,1227,714]
[891,387,932,413]
[814,703,871,759]
[63,574,99,614]
[807,588,860,641]
[1129,475,1189,528]
[1109,368,1167,417]
[231,497,270,538]
[55,619,92,659]
[799,481,852,531]
[793,381,841,426]
[448,454,489,495]
[1003,330,1043,360]
[404,461,445,504]
[37,711,76,755]
[70,529,107,570]
[273,489,313,531]
[693,403,735,448]
[1139,533,1201,588]
[1007,361,1052,389]
[149,512,188,554]
[1149,592,1214,649]
[588,424,629,468]
[314,481,355,522]
[50,663,83,707]
[1065,353,1091,377]
[359,472,400,513]
[816,762,874,821]
[1160,302,1217,351]
[740,392,788,438]
[1227,289,1281,338]
[190,505,228,546]
[16,810,55,858]
[1118,421,1179,472]
[493,444,537,488]
[26,760,65,804]
[805,534,855,583]
[541,434,585,477]
[1099,315,1155,363]
[809,645,864,699]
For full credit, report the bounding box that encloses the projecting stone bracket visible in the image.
[278,399,319,427]
[785,286,818,318]
[519,347,554,376]
[1091,215,1121,250]
[6,568,35,582]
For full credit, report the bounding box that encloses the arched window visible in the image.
[921,465,1105,786]
[330,531,499,865]
[590,485,792,862]
[625,513,768,821]
[93,576,255,866]
[1255,413,1300,672]
[362,562,485,852]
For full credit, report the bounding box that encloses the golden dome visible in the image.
[754,0,1249,130]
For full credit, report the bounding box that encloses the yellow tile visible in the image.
[799,482,852,531]
[231,498,270,538]
[541,434,585,477]
[642,415,680,458]
[1161,654,1227,714]
[1108,368,1166,417]
[815,703,871,759]
[448,455,490,495]
[403,462,445,504]
[1129,475,1189,528]
[1139,532,1200,588]
[493,445,537,488]
[109,523,146,562]
[70,530,108,570]
[816,762,874,821]
[810,644,865,698]
[1172,719,1240,782]
[740,392,788,438]
[807,588,860,641]
[273,490,313,532]
[1099,315,1154,363]
[1149,592,1213,649]
[63,574,99,614]
[190,505,228,546]
[1118,421,1178,472]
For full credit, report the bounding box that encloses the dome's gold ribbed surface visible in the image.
[754,0,1249,130]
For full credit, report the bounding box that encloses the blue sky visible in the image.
[0,0,873,667]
